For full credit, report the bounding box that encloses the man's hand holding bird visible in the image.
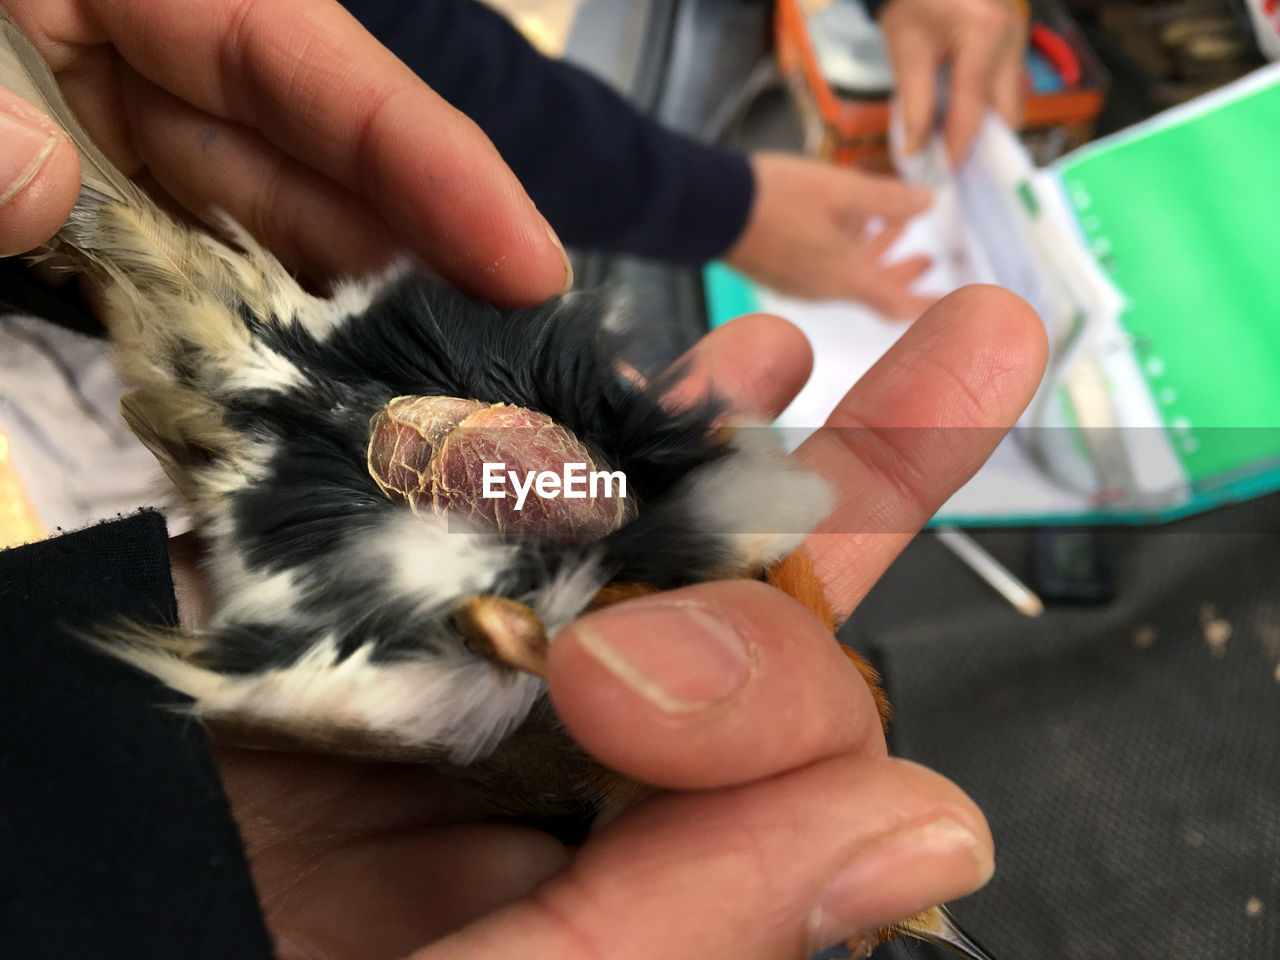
[0,1,1048,957]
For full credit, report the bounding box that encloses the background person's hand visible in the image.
[878,0,1028,164]
[0,0,569,304]
[725,152,936,319]
[215,288,1048,960]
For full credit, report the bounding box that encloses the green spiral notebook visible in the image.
[705,63,1280,525]
[1054,69,1280,495]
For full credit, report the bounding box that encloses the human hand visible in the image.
[214,287,1048,960]
[879,0,1028,164]
[725,151,935,319]
[0,0,569,304]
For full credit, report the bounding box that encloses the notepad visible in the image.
[1055,68,1280,491]
[705,63,1280,525]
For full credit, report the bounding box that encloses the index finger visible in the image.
[422,755,991,960]
[945,27,1003,164]
[886,30,939,156]
[659,313,813,419]
[797,284,1047,618]
[71,0,569,305]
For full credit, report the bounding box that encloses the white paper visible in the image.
[0,314,189,535]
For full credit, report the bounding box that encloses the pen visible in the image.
[935,525,1045,617]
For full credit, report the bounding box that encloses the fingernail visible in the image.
[808,817,994,951]
[543,218,574,293]
[0,113,58,207]
[568,602,752,712]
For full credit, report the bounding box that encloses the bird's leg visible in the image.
[764,549,998,960]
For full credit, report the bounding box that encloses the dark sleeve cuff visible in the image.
[0,513,273,959]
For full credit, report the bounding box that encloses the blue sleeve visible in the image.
[342,0,755,264]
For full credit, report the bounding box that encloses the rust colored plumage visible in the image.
[766,548,892,731]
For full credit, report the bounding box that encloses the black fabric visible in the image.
[0,258,104,337]
[853,495,1280,960]
[0,512,273,960]
[342,0,755,264]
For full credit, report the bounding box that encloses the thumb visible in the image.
[415,757,993,960]
[546,581,886,791]
[0,87,79,256]
[848,172,933,221]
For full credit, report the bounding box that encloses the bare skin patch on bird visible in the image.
[368,395,634,542]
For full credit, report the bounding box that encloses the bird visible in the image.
[0,11,996,959]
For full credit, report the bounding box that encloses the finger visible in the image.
[882,253,933,287]
[990,60,1024,131]
[890,292,938,321]
[989,19,1028,129]
[46,41,143,175]
[121,70,401,276]
[945,22,1008,164]
[886,31,939,155]
[855,223,931,317]
[548,580,885,791]
[861,255,935,319]
[863,220,908,261]
[844,172,932,221]
[419,755,993,960]
[214,748,483,843]
[167,533,211,629]
[798,284,1047,616]
[0,87,80,256]
[857,288,934,323]
[215,747,570,957]
[661,313,813,419]
[214,748,571,959]
[259,822,570,960]
[80,0,569,305]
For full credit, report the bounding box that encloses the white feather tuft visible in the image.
[221,338,307,393]
[295,259,415,342]
[210,567,304,629]
[529,554,609,637]
[363,512,518,614]
[685,424,835,567]
[110,636,545,764]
